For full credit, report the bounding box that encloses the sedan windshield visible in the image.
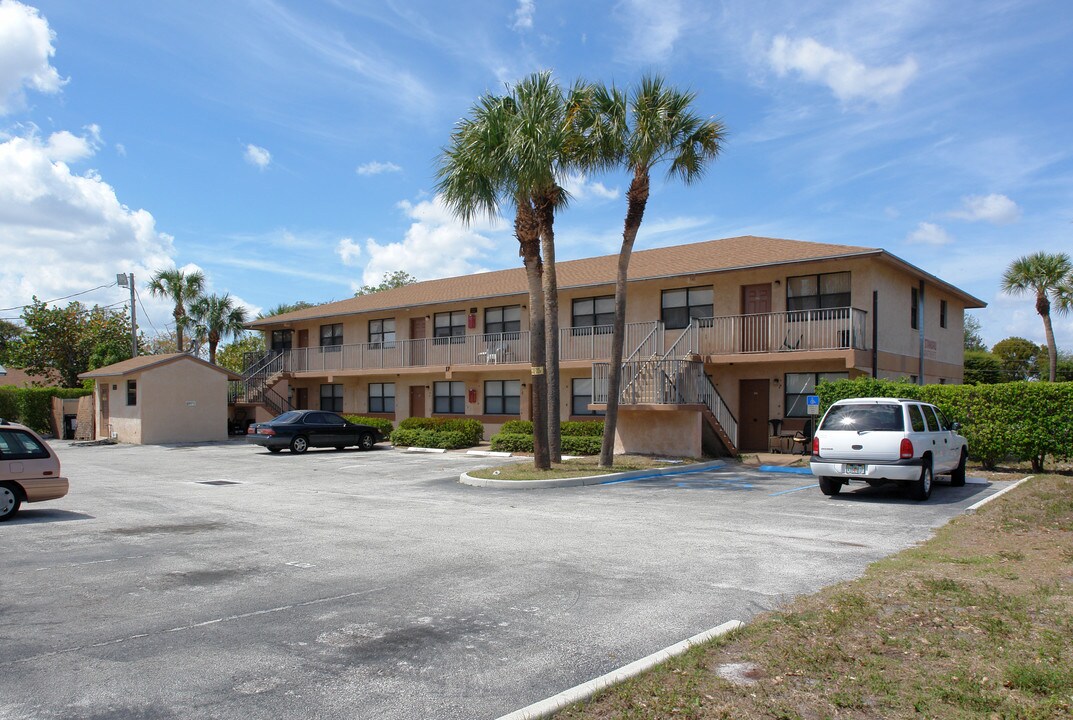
[820,404,904,432]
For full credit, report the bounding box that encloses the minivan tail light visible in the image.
[900,438,914,459]
[812,436,819,456]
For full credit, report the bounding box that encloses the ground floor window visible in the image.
[434,381,465,414]
[784,372,848,417]
[126,380,137,406]
[320,383,344,412]
[484,380,520,415]
[368,383,395,413]
[571,378,604,416]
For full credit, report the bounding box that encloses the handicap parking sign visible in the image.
[806,395,820,415]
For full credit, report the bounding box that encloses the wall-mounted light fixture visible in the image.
[774,279,782,286]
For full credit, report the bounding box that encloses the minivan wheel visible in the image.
[0,483,22,521]
[911,460,933,501]
[818,476,842,496]
[290,435,309,454]
[950,449,967,487]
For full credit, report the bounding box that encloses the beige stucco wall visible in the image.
[614,406,703,457]
[97,380,141,443]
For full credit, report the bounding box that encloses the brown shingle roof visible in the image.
[249,235,983,327]
[79,353,241,380]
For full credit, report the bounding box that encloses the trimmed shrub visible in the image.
[398,417,483,445]
[561,435,601,455]
[489,432,533,453]
[500,420,533,435]
[0,387,91,434]
[560,420,604,437]
[390,428,468,450]
[342,415,394,437]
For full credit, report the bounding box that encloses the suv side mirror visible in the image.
[951,421,961,432]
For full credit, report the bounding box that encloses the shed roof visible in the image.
[79,353,242,380]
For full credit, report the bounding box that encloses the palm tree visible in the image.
[575,76,727,467]
[1001,251,1073,382]
[188,293,249,365]
[146,268,205,353]
[436,87,552,470]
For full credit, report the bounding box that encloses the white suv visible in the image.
[809,397,968,501]
[0,419,70,520]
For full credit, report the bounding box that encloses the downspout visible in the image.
[918,280,925,385]
[871,291,878,378]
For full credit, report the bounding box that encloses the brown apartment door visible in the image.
[739,379,770,452]
[295,388,308,410]
[297,329,309,348]
[409,386,426,418]
[409,317,426,366]
[741,284,771,352]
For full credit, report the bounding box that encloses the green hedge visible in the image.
[500,420,533,434]
[489,432,602,455]
[496,419,603,437]
[0,387,92,434]
[389,428,469,450]
[817,378,1073,471]
[398,417,483,445]
[342,415,394,437]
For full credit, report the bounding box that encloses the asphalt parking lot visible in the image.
[1,440,1004,720]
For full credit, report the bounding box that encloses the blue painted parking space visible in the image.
[599,465,802,493]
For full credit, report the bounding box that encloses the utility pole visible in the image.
[116,273,138,357]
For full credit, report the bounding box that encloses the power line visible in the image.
[133,286,161,335]
[0,281,120,312]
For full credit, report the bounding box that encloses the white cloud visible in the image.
[948,193,1021,225]
[0,0,66,115]
[768,35,917,103]
[355,160,401,176]
[359,195,501,287]
[512,0,535,30]
[906,221,953,246]
[561,171,619,202]
[244,143,271,169]
[618,0,683,63]
[115,143,126,157]
[44,125,101,162]
[0,131,178,323]
[337,237,362,266]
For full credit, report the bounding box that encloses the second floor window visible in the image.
[434,381,465,414]
[434,310,467,342]
[572,296,614,331]
[369,383,395,413]
[661,286,713,330]
[787,272,851,313]
[485,305,521,334]
[271,329,292,351]
[369,318,396,346]
[320,323,343,347]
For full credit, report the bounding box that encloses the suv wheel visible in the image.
[0,483,22,521]
[911,459,933,501]
[950,449,967,487]
[818,476,842,496]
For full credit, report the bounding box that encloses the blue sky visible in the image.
[1,0,1071,349]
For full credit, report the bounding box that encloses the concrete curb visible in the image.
[496,619,744,720]
[965,475,1032,513]
[459,459,727,489]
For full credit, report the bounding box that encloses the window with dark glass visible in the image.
[484,306,521,334]
[369,318,396,347]
[434,310,467,343]
[911,287,919,330]
[271,329,292,351]
[368,383,395,413]
[484,380,520,415]
[320,323,343,346]
[940,300,947,329]
[786,272,851,313]
[0,429,50,460]
[571,378,605,416]
[434,381,465,414]
[784,372,848,417]
[320,383,344,412]
[661,286,714,330]
[126,380,137,406]
[571,296,614,334]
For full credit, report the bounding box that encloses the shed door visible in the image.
[100,385,110,427]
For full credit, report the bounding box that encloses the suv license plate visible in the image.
[845,463,866,475]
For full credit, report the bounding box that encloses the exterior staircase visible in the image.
[228,350,293,417]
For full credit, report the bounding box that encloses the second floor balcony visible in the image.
[266,308,868,375]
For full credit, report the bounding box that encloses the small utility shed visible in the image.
[79,354,240,444]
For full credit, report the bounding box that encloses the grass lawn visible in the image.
[465,454,703,481]
[555,470,1073,719]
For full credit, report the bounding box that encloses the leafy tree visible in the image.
[964,313,986,352]
[216,333,266,374]
[12,298,133,387]
[146,268,206,353]
[963,349,1002,384]
[188,293,249,365]
[258,301,316,319]
[143,330,179,355]
[1036,348,1073,382]
[573,76,726,467]
[1001,252,1072,381]
[0,319,23,365]
[991,336,1041,381]
[354,271,418,297]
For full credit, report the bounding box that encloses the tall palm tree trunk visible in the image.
[517,204,551,470]
[537,198,562,463]
[600,170,649,467]
[174,310,185,352]
[1038,293,1058,382]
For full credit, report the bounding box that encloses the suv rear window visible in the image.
[819,404,905,432]
[0,429,50,460]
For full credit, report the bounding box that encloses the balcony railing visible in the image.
[689,307,868,355]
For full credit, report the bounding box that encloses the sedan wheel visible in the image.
[358,433,375,451]
[290,435,309,454]
[267,447,282,454]
[0,483,21,521]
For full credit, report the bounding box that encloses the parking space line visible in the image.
[599,466,728,485]
[768,483,819,496]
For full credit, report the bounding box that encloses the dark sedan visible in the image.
[247,410,384,454]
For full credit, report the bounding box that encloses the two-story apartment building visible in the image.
[239,236,984,457]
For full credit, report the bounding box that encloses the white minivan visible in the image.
[809,398,968,501]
